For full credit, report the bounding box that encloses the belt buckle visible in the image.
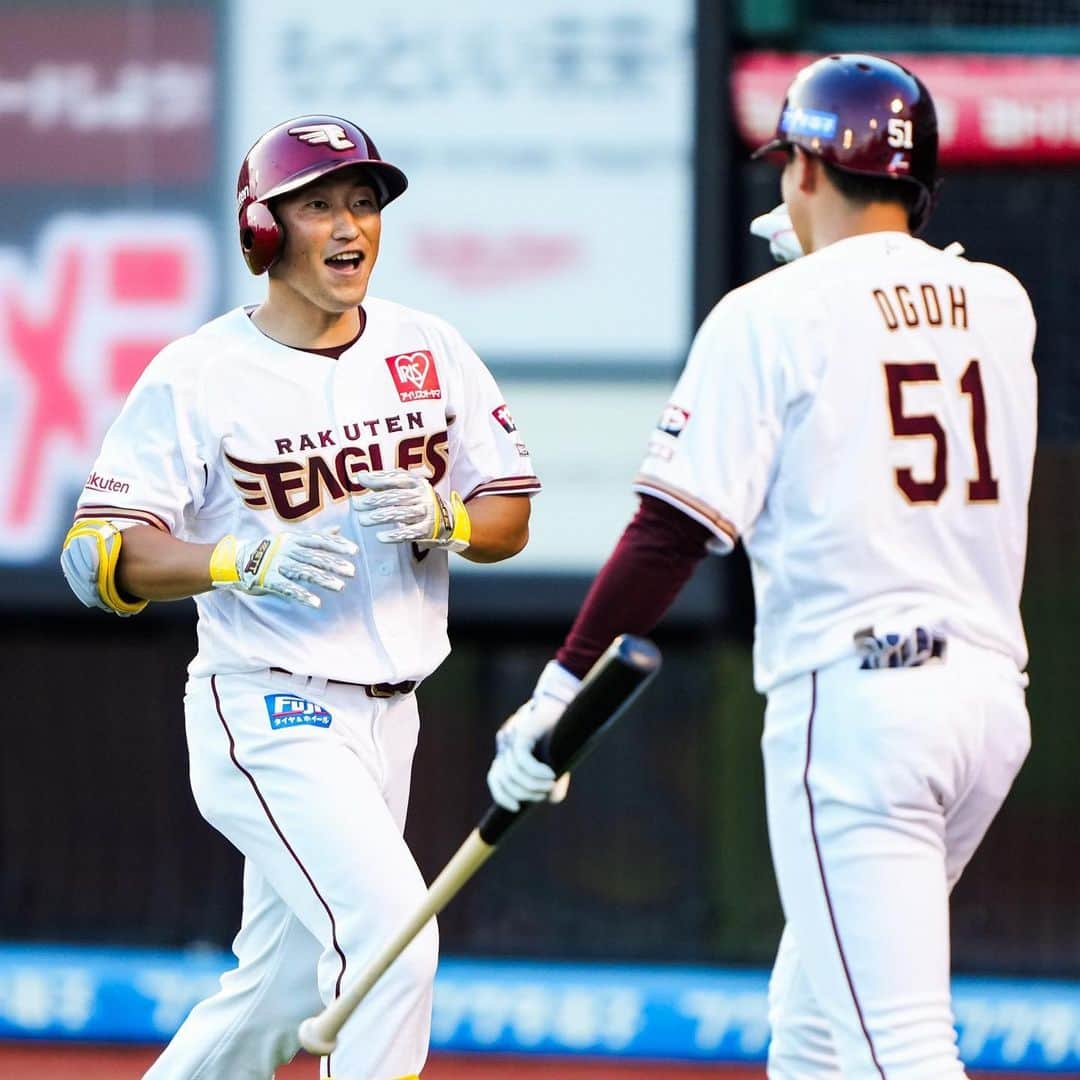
[365,683,395,699]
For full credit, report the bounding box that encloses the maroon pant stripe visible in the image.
[803,670,887,1079]
[210,676,348,1007]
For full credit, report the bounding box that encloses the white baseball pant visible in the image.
[762,637,1030,1079]
[143,669,435,1080]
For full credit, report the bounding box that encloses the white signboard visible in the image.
[227,0,695,365]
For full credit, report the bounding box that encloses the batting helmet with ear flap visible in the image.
[752,54,939,232]
[236,115,408,275]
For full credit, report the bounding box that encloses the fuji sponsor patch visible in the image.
[264,694,332,730]
[492,404,517,434]
[385,350,441,402]
[657,403,690,437]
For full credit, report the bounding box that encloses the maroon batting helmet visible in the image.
[237,115,408,275]
[753,54,939,232]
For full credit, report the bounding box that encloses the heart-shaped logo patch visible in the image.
[385,350,441,401]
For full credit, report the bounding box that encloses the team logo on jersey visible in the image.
[492,404,517,434]
[657,403,690,437]
[264,694,333,730]
[225,429,450,522]
[288,124,355,151]
[385,351,442,402]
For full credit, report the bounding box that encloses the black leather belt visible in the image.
[269,667,416,698]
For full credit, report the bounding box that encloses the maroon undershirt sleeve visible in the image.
[555,494,715,678]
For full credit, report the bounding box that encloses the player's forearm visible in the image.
[459,494,531,564]
[555,495,710,677]
[115,525,216,601]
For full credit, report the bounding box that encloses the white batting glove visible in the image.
[486,660,581,813]
[351,469,471,553]
[750,204,803,263]
[208,528,358,609]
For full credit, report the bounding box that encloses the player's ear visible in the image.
[794,148,819,195]
[241,201,283,275]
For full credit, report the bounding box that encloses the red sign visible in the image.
[0,214,212,560]
[385,350,442,402]
[734,51,1080,165]
[0,10,213,183]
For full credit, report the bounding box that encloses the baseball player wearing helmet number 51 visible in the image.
[61,115,540,1080]
[487,55,1036,1079]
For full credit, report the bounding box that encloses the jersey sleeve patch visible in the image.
[632,473,737,550]
[657,403,691,437]
[492,404,517,433]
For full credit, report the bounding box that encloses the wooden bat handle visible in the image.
[297,634,661,1055]
[298,829,496,1055]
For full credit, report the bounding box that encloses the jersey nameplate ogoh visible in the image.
[75,297,540,684]
[634,232,1036,692]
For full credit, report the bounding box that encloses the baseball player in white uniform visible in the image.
[60,115,540,1080]
[487,55,1037,1078]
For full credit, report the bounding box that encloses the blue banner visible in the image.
[1,945,1078,1071]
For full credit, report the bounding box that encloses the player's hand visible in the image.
[486,660,581,812]
[351,469,471,553]
[208,528,358,608]
[750,204,803,263]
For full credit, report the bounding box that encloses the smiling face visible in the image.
[269,166,382,314]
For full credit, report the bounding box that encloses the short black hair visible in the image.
[821,159,920,220]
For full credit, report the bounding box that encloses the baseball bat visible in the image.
[297,633,661,1056]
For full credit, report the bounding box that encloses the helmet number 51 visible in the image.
[887,118,915,149]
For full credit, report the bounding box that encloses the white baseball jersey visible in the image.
[75,297,540,683]
[635,231,1037,692]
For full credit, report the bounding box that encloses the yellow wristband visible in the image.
[447,491,471,550]
[208,535,240,584]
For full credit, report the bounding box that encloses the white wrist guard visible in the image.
[60,518,148,617]
[486,660,581,812]
[531,659,584,714]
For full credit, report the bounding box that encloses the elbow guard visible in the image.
[60,519,148,616]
